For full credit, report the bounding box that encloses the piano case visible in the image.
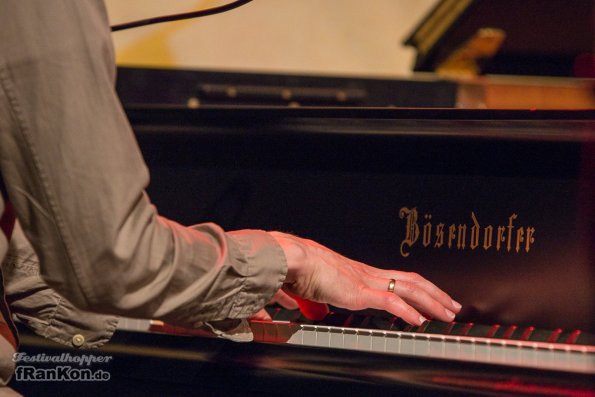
[403,0,595,77]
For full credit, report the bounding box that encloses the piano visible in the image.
[14,107,595,396]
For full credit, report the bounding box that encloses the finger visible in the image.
[251,309,272,321]
[391,280,456,322]
[363,269,461,314]
[359,288,426,326]
[283,289,330,321]
[398,272,462,313]
[271,289,299,310]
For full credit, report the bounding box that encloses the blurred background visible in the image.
[106,0,437,77]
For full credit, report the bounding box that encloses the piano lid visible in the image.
[403,0,595,77]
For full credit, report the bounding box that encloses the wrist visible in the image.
[268,231,306,285]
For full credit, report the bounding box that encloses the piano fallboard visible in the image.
[129,107,595,333]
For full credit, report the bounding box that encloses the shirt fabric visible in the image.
[0,0,288,384]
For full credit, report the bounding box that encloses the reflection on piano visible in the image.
[15,107,595,396]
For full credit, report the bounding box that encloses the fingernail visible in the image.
[452,299,462,311]
[445,308,455,319]
[419,315,427,325]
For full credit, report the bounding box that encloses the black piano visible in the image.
[13,107,594,396]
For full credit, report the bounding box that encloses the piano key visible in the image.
[320,311,351,327]
[272,308,302,322]
[493,325,517,339]
[346,314,372,329]
[547,328,563,343]
[528,328,559,342]
[419,320,454,335]
[449,322,474,336]
[507,326,531,340]
[264,305,281,318]
[484,324,501,338]
[575,331,595,346]
[368,315,408,331]
[519,326,535,341]
[116,316,595,374]
[466,324,500,338]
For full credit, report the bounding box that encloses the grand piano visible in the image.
[15,106,594,396]
[12,0,595,394]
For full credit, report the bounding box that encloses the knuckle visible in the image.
[407,272,424,283]
[398,280,417,295]
[385,293,404,308]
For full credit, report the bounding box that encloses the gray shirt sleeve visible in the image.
[3,222,118,349]
[0,1,287,327]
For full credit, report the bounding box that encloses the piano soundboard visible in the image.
[117,307,595,375]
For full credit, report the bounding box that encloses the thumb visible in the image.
[284,291,330,321]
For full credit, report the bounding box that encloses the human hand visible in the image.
[250,289,299,321]
[270,232,461,326]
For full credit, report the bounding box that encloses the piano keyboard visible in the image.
[117,309,595,375]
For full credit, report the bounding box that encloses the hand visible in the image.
[270,232,461,326]
[250,289,299,321]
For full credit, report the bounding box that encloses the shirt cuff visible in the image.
[223,229,288,319]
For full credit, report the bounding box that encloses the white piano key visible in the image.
[301,325,317,346]
[356,329,372,351]
[371,331,386,352]
[474,340,491,362]
[329,327,344,349]
[411,335,430,357]
[459,339,475,361]
[384,333,401,354]
[428,336,446,357]
[315,326,331,348]
[343,328,358,350]
[444,336,461,359]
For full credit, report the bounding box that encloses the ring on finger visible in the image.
[387,278,396,293]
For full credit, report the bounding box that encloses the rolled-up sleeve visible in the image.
[0,1,287,327]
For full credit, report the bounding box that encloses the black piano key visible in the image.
[264,306,281,318]
[346,314,371,329]
[418,321,454,335]
[412,320,430,333]
[575,331,595,346]
[466,324,497,338]
[368,316,396,330]
[296,313,315,325]
[393,317,412,331]
[449,322,474,336]
[492,325,517,339]
[319,311,351,327]
[528,328,558,342]
[507,326,534,340]
[546,328,563,343]
[273,309,302,322]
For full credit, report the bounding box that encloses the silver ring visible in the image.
[387,279,396,293]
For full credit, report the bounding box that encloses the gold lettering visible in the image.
[483,225,493,250]
[399,207,420,257]
[434,223,444,248]
[399,206,535,256]
[457,224,467,250]
[423,214,432,247]
[516,227,525,253]
[525,227,536,252]
[506,214,518,252]
[448,224,456,249]
[470,212,480,250]
[496,226,506,251]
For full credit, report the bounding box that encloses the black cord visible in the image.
[111,0,253,32]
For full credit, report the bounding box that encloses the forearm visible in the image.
[0,0,286,326]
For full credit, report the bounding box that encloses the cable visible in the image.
[111,0,253,32]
